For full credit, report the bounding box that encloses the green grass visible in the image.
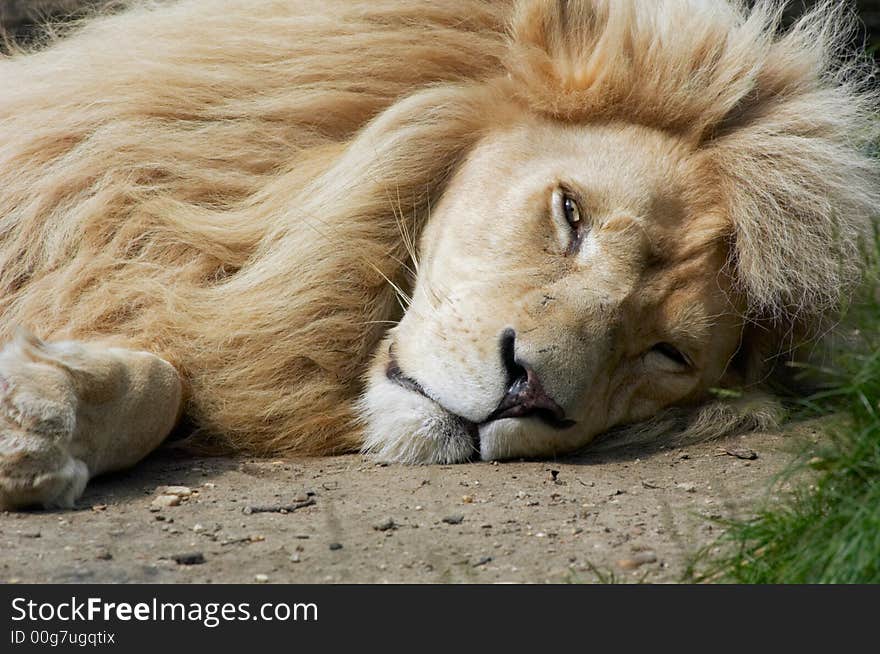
[696,244,880,584]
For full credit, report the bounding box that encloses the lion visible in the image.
[0,0,877,509]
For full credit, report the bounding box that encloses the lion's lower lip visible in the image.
[483,406,576,430]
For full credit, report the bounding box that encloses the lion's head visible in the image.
[359,0,879,463]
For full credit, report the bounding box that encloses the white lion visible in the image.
[0,0,877,508]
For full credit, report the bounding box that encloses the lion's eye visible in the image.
[649,342,692,370]
[551,187,585,253]
[561,193,581,230]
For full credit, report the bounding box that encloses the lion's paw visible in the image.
[0,332,87,509]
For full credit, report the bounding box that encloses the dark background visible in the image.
[1,0,879,55]
[781,0,880,54]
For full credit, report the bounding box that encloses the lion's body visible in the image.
[0,0,512,454]
[0,0,878,507]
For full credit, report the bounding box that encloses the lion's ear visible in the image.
[705,2,879,330]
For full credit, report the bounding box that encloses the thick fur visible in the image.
[0,0,877,457]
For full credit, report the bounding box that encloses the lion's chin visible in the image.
[361,411,479,465]
[359,374,479,464]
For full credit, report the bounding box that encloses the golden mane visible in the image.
[0,0,876,455]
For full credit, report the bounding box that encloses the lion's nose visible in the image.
[484,329,574,428]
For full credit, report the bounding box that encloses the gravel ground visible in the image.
[0,428,809,584]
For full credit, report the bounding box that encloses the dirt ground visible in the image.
[0,428,809,584]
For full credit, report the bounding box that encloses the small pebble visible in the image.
[725,447,758,460]
[95,550,113,561]
[461,495,474,504]
[329,542,343,551]
[158,486,192,497]
[172,552,205,566]
[151,494,181,508]
[676,482,697,493]
[616,551,657,570]
[442,515,464,525]
[254,573,269,583]
[374,518,397,532]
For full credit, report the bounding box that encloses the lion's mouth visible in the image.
[385,345,575,450]
[385,354,432,402]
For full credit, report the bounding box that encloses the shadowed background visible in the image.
[1,0,879,54]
